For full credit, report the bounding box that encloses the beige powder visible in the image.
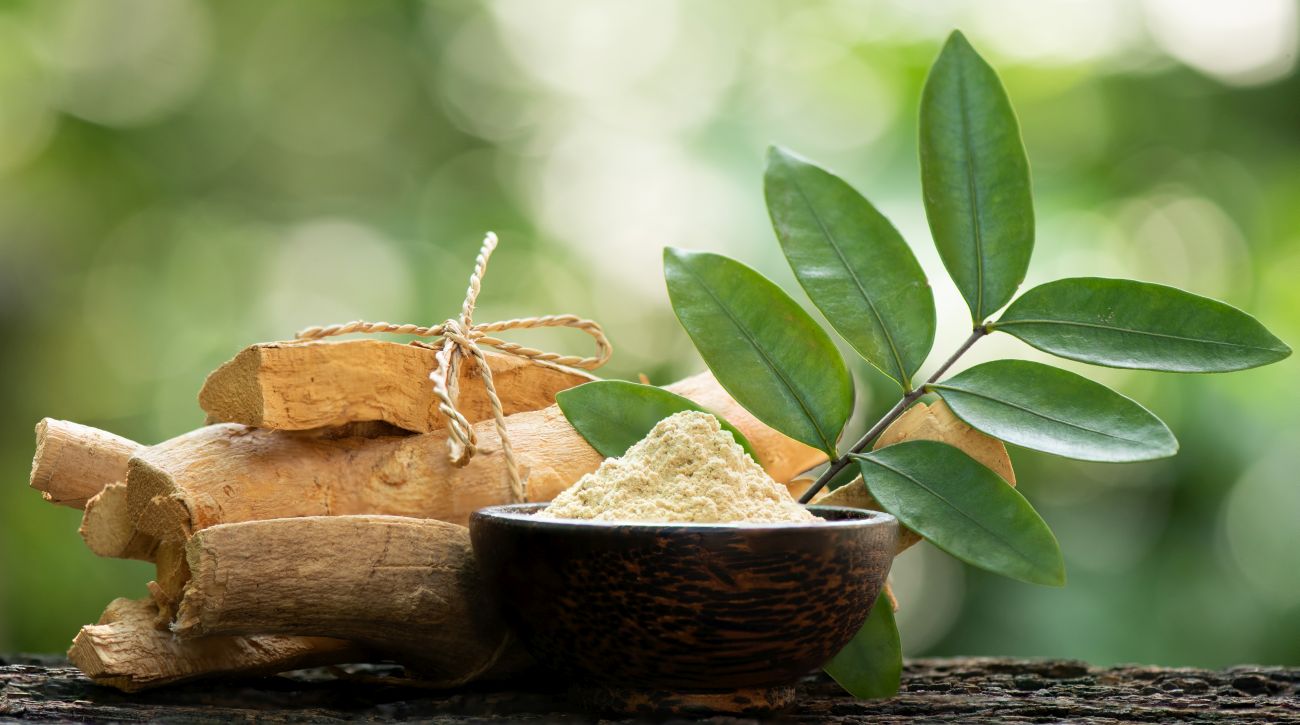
[540,410,817,523]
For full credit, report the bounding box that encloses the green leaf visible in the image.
[764,146,936,391]
[919,30,1033,323]
[556,380,755,459]
[929,360,1177,463]
[852,441,1065,586]
[664,248,854,456]
[824,588,901,700]
[991,277,1292,373]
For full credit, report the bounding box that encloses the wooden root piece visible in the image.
[79,483,157,562]
[29,419,141,509]
[173,515,531,687]
[128,372,826,542]
[149,541,190,626]
[817,400,1016,553]
[68,598,362,692]
[199,339,597,433]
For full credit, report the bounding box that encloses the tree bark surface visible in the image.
[29,419,141,510]
[3,656,1296,723]
[198,341,597,434]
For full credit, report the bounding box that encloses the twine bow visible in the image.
[294,232,612,503]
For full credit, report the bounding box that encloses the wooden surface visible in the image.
[2,655,1297,723]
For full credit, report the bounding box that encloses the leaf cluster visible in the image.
[559,30,1290,700]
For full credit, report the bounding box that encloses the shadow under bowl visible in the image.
[469,504,898,714]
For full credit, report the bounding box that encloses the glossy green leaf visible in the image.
[664,248,853,456]
[556,380,755,459]
[919,31,1033,323]
[824,588,901,700]
[764,146,935,391]
[929,360,1177,462]
[991,277,1292,372]
[852,441,1065,586]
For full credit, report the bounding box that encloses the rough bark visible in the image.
[198,339,596,433]
[148,541,189,627]
[64,599,363,693]
[172,515,530,687]
[128,372,825,542]
[816,400,1015,553]
[78,482,158,562]
[5,657,1296,722]
[29,418,141,509]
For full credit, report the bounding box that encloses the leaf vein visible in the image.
[956,63,987,321]
[860,455,1042,573]
[679,260,838,453]
[932,385,1148,447]
[995,318,1284,353]
[787,175,909,387]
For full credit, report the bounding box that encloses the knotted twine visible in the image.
[293,232,612,503]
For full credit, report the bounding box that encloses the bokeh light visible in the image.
[1,0,1297,667]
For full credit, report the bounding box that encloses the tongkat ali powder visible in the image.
[540,411,817,523]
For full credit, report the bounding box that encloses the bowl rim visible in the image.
[471,502,897,531]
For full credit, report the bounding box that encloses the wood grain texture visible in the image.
[65,599,362,693]
[471,505,896,699]
[5,657,1296,722]
[78,482,157,561]
[128,372,826,542]
[173,515,530,687]
[29,418,141,509]
[198,340,597,433]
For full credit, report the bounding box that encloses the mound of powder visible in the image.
[539,410,817,523]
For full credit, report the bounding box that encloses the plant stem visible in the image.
[798,326,988,504]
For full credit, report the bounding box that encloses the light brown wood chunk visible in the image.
[173,515,529,686]
[146,540,191,627]
[30,419,141,509]
[68,598,362,692]
[128,372,826,542]
[199,339,596,433]
[79,482,157,562]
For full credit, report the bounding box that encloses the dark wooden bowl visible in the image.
[469,504,897,714]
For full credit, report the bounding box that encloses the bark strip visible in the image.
[79,483,157,562]
[199,339,596,433]
[29,419,141,509]
[67,598,363,692]
[173,515,531,686]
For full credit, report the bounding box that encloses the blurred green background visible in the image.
[2,0,1297,667]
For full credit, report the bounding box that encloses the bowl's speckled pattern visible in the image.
[469,503,897,703]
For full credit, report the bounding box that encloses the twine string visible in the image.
[293,232,612,502]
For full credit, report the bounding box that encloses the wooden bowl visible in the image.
[469,503,898,715]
